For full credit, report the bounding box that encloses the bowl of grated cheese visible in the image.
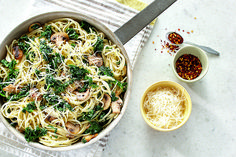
[140,81,192,131]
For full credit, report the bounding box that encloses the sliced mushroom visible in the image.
[88,54,103,67]
[66,80,84,93]
[29,88,42,101]
[83,133,98,143]
[102,94,111,110]
[13,46,23,60]
[50,32,69,46]
[28,22,41,32]
[46,115,57,122]
[65,122,80,135]
[111,96,123,113]
[3,84,20,94]
[74,89,90,101]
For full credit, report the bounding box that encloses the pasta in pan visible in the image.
[0,18,127,147]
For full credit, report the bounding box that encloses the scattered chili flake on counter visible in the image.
[176,54,202,80]
[168,32,184,44]
[161,41,180,54]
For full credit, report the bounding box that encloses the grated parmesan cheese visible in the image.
[143,86,186,129]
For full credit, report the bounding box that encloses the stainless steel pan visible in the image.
[0,0,176,151]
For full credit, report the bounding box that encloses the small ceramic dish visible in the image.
[140,81,192,132]
[172,46,209,83]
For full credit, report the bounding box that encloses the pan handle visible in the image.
[114,0,177,45]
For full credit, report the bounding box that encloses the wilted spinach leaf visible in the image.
[66,28,79,40]
[93,36,104,52]
[25,126,47,142]
[40,25,52,40]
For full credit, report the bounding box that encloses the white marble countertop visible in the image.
[0,0,236,157]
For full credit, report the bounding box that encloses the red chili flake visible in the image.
[163,41,180,55]
[175,54,202,80]
[182,30,185,32]
[178,28,180,31]
[167,32,184,44]
[187,32,190,34]
[159,32,182,56]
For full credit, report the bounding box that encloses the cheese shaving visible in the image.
[143,87,186,129]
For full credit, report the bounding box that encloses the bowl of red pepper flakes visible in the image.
[172,46,209,83]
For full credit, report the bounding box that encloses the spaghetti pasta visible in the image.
[0,18,127,147]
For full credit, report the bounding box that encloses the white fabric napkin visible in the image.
[0,0,153,156]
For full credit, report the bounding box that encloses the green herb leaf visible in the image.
[71,43,76,47]
[25,126,47,142]
[78,110,95,121]
[0,59,18,80]
[79,21,94,33]
[51,53,65,69]
[40,25,52,40]
[84,76,98,88]
[43,93,73,112]
[39,105,47,110]
[98,66,113,77]
[39,40,53,61]
[111,92,118,102]
[84,121,102,134]
[18,35,30,54]
[66,28,79,40]
[39,41,65,69]
[45,75,74,94]
[22,101,36,113]
[93,36,104,52]
[69,65,88,80]
[31,23,40,30]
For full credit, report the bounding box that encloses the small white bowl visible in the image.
[172,46,209,83]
